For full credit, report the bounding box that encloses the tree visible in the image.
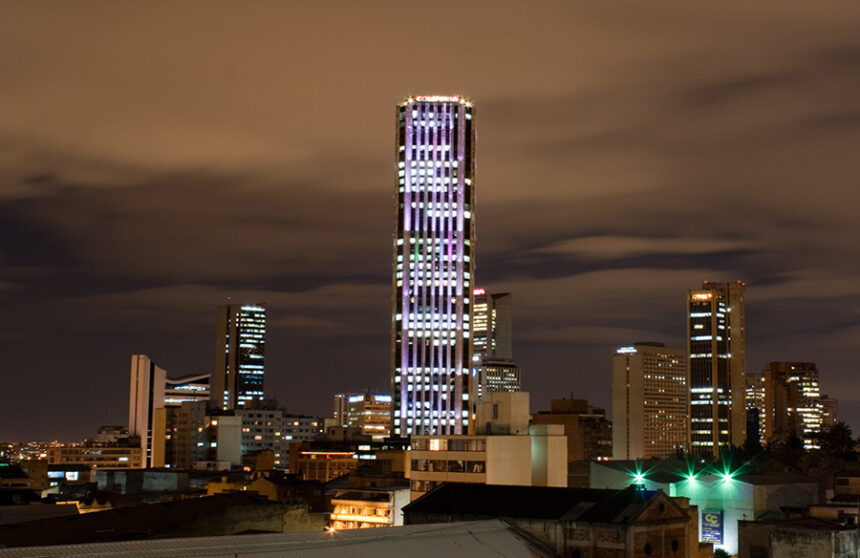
[816,422,857,461]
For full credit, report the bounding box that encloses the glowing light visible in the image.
[692,293,712,300]
[415,95,461,102]
[616,346,637,354]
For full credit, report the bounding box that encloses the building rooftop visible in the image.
[0,520,554,558]
[403,483,670,524]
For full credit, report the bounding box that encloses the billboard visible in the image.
[701,509,723,544]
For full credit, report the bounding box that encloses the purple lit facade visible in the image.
[391,95,475,436]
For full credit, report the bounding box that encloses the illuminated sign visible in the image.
[692,293,712,301]
[473,288,486,296]
[701,509,723,544]
[616,346,637,354]
[348,395,365,403]
[415,95,461,102]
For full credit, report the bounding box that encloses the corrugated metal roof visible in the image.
[0,520,554,558]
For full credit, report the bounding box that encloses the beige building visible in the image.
[330,487,411,529]
[612,343,687,460]
[531,398,612,461]
[47,444,144,469]
[408,423,567,500]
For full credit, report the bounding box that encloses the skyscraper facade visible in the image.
[612,343,687,460]
[213,303,267,410]
[391,95,475,436]
[473,288,520,396]
[746,362,823,449]
[687,281,746,458]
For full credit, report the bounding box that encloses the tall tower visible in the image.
[213,303,267,410]
[391,95,475,436]
[687,281,746,458]
[128,354,167,467]
[473,289,520,396]
[746,362,823,449]
[612,343,687,460]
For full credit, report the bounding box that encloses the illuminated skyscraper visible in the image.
[687,281,746,458]
[391,95,475,436]
[213,303,267,410]
[473,289,520,396]
[612,343,687,460]
[746,362,823,449]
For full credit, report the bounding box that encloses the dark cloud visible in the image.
[1,1,859,439]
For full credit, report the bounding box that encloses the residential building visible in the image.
[687,281,746,458]
[213,303,267,410]
[531,398,613,461]
[612,342,687,459]
[746,362,823,449]
[391,95,475,437]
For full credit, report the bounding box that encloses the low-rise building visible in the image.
[531,398,612,461]
[47,443,144,470]
[739,517,860,558]
[403,483,710,558]
[330,487,411,529]
[590,460,820,556]
[408,424,567,500]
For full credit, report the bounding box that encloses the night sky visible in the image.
[2,2,859,441]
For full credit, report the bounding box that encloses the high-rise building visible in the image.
[687,281,746,458]
[612,343,687,460]
[390,95,475,436]
[746,362,824,449]
[333,391,392,439]
[129,354,167,467]
[213,303,267,410]
[820,395,838,430]
[473,289,512,361]
[473,289,520,396]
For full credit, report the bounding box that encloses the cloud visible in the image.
[529,236,753,259]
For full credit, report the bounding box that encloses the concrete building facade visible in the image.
[612,342,688,459]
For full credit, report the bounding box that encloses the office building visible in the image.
[213,303,267,410]
[333,391,392,439]
[128,355,167,467]
[472,289,513,361]
[821,395,838,429]
[687,281,746,458]
[390,95,475,436]
[531,398,613,462]
[129,355,212,467]
[612,343,687,460]
[473,289,521,397]
[745,362,823,449]
[164,373,210,406]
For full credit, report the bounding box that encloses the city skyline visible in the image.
[2,2,859,441]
